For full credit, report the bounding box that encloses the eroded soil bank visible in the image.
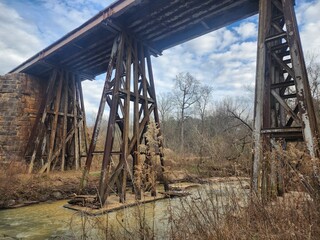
[0,167,249,209]
[0,171,100,209]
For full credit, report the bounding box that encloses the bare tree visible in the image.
[158,92,174,147]
[197,85,213,125]
[225,97,253,132]
[158,92,174,123]
[195,85,213,170]
[306,53,320,100]
[173,72,200,153]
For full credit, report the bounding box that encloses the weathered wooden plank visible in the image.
[40,70,64,173]
[100,33,126,204]
[72,75,80,170]
[28,70,57,173]
[146,50,169,192]
[78,78,88,160]
[252,0,271,193]
[133,39,142,200]
[119,36,132,203]
[81,36,120,190]
[271,90,300,124]
[282,0,319,160]
[61,71,69,171]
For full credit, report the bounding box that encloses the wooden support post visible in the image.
[119,35,132,203]
[78,79,89,158]
[26,69,87,173]
[61,72,69,171]
[80,36,120,190]
[41,70,63,173]
[252,0,320,198]
[252,0,270,194]
[282,0,319,159]
[99,33,125,203]
[82,32,168,206]
[146,50,169,192]
[133,40,142,200]
[72,75,80,170]
[27,70,57,173]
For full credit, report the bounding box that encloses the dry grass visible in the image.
[69,180,320,240]
[2,137,319,239]
[71,146,320,240]
[163,147,247,182]
[170,189,319,240]
[0,162,99,207]
[168,145,320,240]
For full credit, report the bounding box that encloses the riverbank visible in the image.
[0,171,99,209]
[0,180,249,240]
[1,177,317,240]
[0,165,249,210]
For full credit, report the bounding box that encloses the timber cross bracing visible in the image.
[80,33,169,204]
[8,0,319,205]
[24,70,88,173]
[252,0,320,200]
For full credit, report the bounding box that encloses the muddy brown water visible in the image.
[0,181,248,239]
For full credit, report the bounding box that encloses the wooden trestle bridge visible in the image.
[9,0,319,206]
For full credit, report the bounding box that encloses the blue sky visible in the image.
[0,0,320,116]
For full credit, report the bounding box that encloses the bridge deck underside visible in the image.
[10,0,259,79]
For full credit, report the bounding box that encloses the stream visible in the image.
[0,181,249,239]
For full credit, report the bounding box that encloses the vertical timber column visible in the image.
[252,0,320,197]
[25,69,87,173]
[252,0,270,194]
[133,40,141,200]
[146,50,170,192]
[81,36,120,190]
[282,0,319,159]
[82,32,168,206]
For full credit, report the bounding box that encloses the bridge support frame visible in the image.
[81,32,169,206]
[252,0,319,199]
[25,69,88,173]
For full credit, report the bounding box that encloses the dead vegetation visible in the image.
[66,146,320,240]
[0,162,99,208]
[69,179,320,240]
[167,145,320,240]
[169,189,319,240]
[2,61,320,237]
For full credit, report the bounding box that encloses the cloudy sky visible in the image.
[1,0,320,116]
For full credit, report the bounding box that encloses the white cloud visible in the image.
[41,0,102,33]
[81,78,105,114]
[234,22,257,39]
[296,0,320,58]
[0,0,114,74]
[1,0,319,116]
[183,28,238,55]
[0,2,45,74]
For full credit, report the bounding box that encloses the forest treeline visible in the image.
[158,72,253,175]
[87,53,320,177]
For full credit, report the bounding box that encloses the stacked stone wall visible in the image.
[0,73,45,162]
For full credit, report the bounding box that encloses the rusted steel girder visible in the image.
[25,69,88,173]
[81,32,169,206]
[252,0,319,199]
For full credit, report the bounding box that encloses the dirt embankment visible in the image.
[0,164,249,210]
[0,171,100,209]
